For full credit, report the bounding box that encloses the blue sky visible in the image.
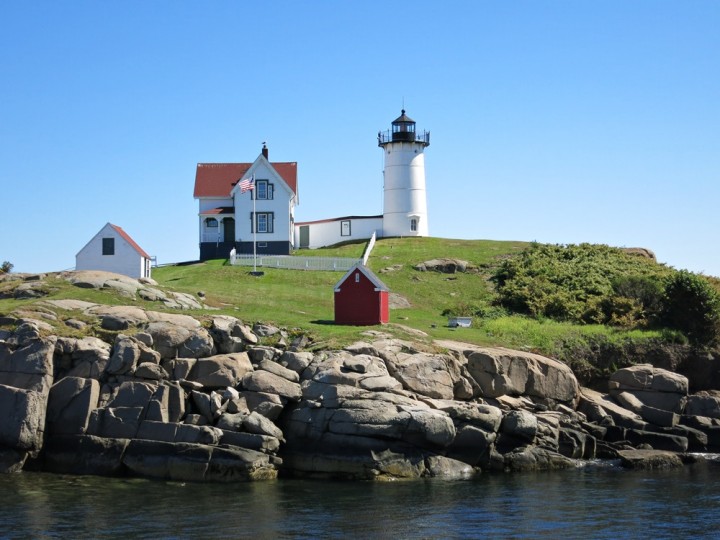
[1,2,718,275]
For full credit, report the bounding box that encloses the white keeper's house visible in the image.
[193,145,298,260]
[193,110,430,260]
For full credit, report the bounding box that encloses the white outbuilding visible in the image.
[75,223,152,279]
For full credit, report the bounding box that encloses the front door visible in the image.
[299,225,309,248]
[223,218,235,243]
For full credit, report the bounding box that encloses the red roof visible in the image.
[201,207,235,215]
[194,162,297,198]
[110,224,151,259]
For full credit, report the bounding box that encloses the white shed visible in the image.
[294,215,383,249]
[75,223,152,279]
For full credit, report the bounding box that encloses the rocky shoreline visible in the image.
[2,271,720,481]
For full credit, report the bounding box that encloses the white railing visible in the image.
[202,232,224,243]
[231,254,361,272]
[362,232,377,265]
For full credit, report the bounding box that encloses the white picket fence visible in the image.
[229,233,377,272]
[230,253,361,272]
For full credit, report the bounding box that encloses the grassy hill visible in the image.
[150,237,666,354]
[3,236,710,387]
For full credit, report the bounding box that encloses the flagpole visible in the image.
[240,174,259,275]
[252,180,257,273]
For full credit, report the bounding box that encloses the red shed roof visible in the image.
[194,162,297,198]
[334,263,389,292]
[110,224,151,259]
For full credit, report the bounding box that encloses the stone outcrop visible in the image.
[280,340,587,480]
[619,247,657,261]
[609,364,688,413]
[0,332,56,471]
[65,271,207,310]
[617,449,683,470]
[2,293,720,482]
[413,259,475,273]
[467,347,579,405]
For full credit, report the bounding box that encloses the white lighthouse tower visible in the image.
[378,110,430,237]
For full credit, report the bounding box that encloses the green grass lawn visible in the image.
[149,237,664,353]
[0,237,666,354]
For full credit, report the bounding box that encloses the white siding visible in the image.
[294,217,383,249]
[382,141,429,237]
[199,197,233,213]
[234,160,295,246]
[75,223,149,279]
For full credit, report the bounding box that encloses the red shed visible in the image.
[334,264,390,325]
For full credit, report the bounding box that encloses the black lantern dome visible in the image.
[378,110,429,147]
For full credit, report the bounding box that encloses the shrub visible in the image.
[441,302,480,317]
[661,270,720,346]
[492,243,671,326]
[611,275,664,323]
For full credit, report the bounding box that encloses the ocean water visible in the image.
[1,459,720,539]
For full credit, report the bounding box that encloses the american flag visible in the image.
[239,175,254,193]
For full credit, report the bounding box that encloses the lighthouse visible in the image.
[378,110,430,237]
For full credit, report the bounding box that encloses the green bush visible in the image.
[0,261,12,274]
[661,270,720,346]
[491,243,671,326]
[491,243,720,345]
[441,302,479,317]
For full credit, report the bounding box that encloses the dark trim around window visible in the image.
[341,220,351,236]
[253,179,273,200]
[102,237,115,255]
[250,212,275,233]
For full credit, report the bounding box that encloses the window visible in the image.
[205,218,218,228]
[251,212,274,233]
[341,220,351,236]
[254,180,273,200]
[257,213,268,232]
[102,238,114,255]
[410,218,418,232]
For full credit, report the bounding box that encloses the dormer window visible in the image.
[410,218,418,232]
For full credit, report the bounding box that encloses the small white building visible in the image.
[294,215,383,249]
[75,223,152,279]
